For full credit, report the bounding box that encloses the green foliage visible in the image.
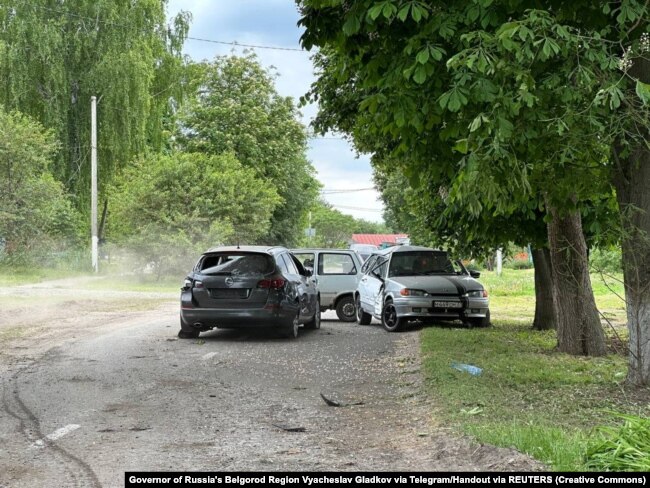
[585,413,650,471]
[0,0,190,207]
[507,259,534,270]
[176,54,320,246]
[590,247,623,274]
[107,152,280,276]
[297,0,643,253]
[0,107,79,264]
[302,201,356,247]
[299,200,391,248]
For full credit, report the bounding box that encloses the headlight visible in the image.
[465,290,488,298]
[400,288,428,297]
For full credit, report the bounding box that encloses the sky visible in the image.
[165,0,385,223]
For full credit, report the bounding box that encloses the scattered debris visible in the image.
[272,423,306,432]
[451,362,483,375]
[320,392,364,407]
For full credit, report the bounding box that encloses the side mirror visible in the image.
[304,267,313,277]
[469,270,481,278]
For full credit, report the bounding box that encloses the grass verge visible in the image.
[420,270,649,471]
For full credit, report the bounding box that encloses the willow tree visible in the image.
[0,0,189,205]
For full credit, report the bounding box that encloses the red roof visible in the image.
[351,234,409,246]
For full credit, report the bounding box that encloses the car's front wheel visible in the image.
[336,295,356,322]
[356,295,372,325]
[468,309,491,328]
[381,300,403,332]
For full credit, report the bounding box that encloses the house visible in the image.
[351,234,410,248]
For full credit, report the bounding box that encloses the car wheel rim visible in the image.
[342,302,355,318]
[384,304,397,328]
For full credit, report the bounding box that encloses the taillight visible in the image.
[257,277,286,289]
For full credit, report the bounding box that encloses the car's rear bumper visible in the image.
[180,305,297,330]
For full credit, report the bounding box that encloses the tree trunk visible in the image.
[611,56,650,386]
[532,247,557,331]
[546,205,606,356]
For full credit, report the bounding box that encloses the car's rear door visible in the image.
[193,252,273,310]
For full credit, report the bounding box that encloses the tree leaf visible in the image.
[413,66,427,84]
[453,139,468,154]
[397,4,410,21]
[469,115,483,132]
[343,15,361,35]
[635,80,650,106]
[416,48,429,64]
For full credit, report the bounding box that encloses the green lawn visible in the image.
[420,269,648,471]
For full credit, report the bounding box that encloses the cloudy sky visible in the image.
[166,0,384,223]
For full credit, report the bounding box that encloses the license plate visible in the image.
[210,288,250,299]
[434,301,462,308]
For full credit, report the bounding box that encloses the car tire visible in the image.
[356,295,372,325]
[284,313,300,338]
[468,309,491,328]
[335,296,356,322]
[178,328,200,339]
[381,300,403,332]
[305,297,321,330]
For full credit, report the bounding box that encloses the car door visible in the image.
[368,257,389,317]
[359,256,386,315]
[357,254,378,312]
[317,251,359,306]
[281,253,315,322]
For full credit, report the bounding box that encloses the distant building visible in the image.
[351,234,410,248]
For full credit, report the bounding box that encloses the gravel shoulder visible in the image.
[0,278,543,487]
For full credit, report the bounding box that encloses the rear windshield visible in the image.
[199,253,274,276]
[389,251,456,277]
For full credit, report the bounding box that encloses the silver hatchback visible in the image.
[355,245,490,332]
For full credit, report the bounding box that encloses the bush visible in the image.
[590,248,623,274]
[507,259,534,270]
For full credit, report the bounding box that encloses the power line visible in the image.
[22,4,308,53]
[185,37,305,52]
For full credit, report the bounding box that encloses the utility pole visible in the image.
[91,96,98,273]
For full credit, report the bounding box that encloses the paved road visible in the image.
[0,287,542,487]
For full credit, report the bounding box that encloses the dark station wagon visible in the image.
[179,246,320,339]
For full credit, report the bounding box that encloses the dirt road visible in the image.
[0,278,543,487]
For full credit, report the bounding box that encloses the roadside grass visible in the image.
[81,276,180,293]
[0,268,180,293]
[420,269,648,471]
[0,267,88,286]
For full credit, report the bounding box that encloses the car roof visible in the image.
[291,248,356,253]
[203,245,287,255]
[373,245,445,256]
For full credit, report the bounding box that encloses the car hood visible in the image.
[389,275,482,294]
